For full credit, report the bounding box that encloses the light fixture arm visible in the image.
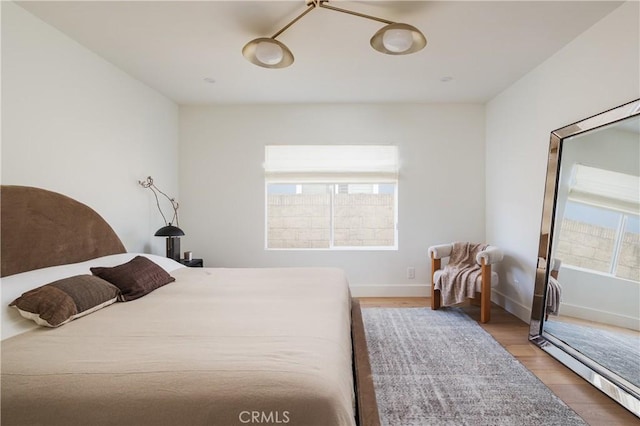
[138,176,180,227]
[270,0,394,40]
[318,2,394,26]
[271,2,317,39]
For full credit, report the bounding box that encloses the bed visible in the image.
[1,185,380,426]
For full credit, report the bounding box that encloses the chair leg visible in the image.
[431,256,441,310]
[480,260,491,323]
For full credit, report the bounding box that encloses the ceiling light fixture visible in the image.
[242,0,426,69]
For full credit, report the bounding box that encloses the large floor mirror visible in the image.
[530,99,640,417]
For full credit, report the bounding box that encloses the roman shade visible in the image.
[264,145,399,183]
[568,164,639,214]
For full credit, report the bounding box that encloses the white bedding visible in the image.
[1,260,355,426]
[1,253,183,339]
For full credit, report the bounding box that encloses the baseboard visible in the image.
[491,289,532,324]
[559,303,640,331]
[349,284,429,298]
[487,291,640,331]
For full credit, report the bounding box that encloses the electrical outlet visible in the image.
[407,267,415,279]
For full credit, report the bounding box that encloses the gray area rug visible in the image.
[362,307,587,426]
[544,319,640,388]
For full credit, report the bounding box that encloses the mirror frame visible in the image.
[529,98,640,417]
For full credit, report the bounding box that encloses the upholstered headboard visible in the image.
[1,185,126,277]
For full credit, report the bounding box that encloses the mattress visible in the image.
[2,266,355,426]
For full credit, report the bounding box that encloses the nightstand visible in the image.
[179,258,203,268]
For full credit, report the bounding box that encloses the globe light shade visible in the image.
[242,37,294,69]
[382,29,413,53]
[255,41,284,65]
[370,23,427,55]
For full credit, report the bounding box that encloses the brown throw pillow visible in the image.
[90,255,175,301]
[10,275,120,327]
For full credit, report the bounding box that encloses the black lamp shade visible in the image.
[154,225,185,237]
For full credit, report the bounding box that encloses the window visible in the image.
[264,145,398,250]
[555,165,639,282]
[619,215,640,281]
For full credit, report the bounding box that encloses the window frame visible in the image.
[264,181,398,251]
[557,199,639,282]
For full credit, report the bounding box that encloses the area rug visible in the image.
[544,319,640,388]
[362,307,587,426]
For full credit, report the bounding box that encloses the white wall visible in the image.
[179,104,485,294]
[486,1,640,321]
[1,2,179,255]
[557,268,639,330]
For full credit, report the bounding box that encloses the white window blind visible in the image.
[264,145,399,183]
[569,164,640,214]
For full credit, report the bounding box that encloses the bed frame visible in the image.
[351,298,382,426]
[0,185,380,426]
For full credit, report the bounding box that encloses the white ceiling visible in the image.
[16,1,622,105]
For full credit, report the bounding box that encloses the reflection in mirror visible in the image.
[530,99,640,418]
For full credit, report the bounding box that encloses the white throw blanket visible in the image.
[546,276,562,316]
[434,242,488,306]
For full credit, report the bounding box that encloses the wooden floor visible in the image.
[358,297,640,426]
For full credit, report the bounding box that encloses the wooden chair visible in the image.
[428,243,503,323]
